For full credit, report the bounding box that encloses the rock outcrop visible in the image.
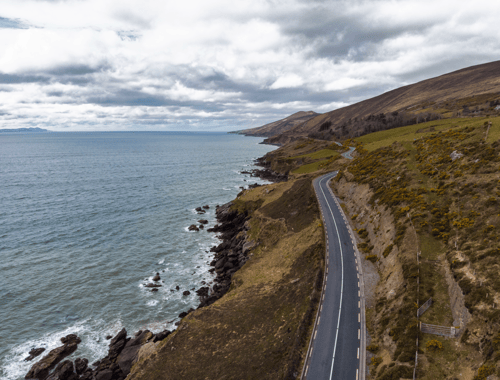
[25,335,80,380]
[198,201,253,308]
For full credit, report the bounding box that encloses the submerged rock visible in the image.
[143,283,161,288]
[182,290,191,296]
[152,273,160,281]
[188,224,199,231]
[24,348,46,362]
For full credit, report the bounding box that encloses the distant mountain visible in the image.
[264,60,500,145]
[236,111,319,137]
[0,127,49,133]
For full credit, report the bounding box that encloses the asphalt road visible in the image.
[302,171,366,380]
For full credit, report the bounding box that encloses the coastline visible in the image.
[22,148,281,380]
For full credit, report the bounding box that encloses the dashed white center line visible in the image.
[358,313,360,323]
[357,348,359,359]
[358,329,360,339]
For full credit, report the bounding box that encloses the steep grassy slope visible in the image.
[265,60,500,145]
[329,119,500,379]
[127,178,325,380]
[237,111,319,137]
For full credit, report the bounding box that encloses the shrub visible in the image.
[351,214,358,220]
[357,228,369,239]
[367,344,379,353]
[366,254,378,263]
[485,197,497,207]
[426,339,443,351]
[371,356,383,367]
[453,218,475,229]
[382,244,394,258]
[473,365,494,380]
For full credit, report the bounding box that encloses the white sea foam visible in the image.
[158,258,165,264]
[0,319,119,380]
[146,300,159,307]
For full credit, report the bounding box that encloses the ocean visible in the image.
[0,131,275,380]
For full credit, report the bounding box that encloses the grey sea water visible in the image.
[0,132,275,379]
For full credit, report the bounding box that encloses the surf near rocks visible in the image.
[195,201,254,308]
[25,329,171,380]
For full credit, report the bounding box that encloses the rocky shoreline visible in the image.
[24,166,281,380]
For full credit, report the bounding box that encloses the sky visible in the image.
[0,0,499,132]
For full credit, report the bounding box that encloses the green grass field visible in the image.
[356,116,500,151]
[291,149,339,160]
[292,161,324,174]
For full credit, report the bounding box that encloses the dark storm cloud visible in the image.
[46,64,108,76]
[0,73,49,84]
[86,88,225,112]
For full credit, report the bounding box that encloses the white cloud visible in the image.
[0,0,500,131]
[270,74,304,89]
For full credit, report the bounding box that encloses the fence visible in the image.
[420,322,458,337]
[417,298,432,317]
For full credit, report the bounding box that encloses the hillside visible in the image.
[237,111,319,137]
[264,60,500,145]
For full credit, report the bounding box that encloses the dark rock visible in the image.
[95,369,113,380]
[117,346,140,375]
[125,330,152,348]
[178,311,188,318]
[110,329,127,347]
[105,335,112,340]
[188,224,199,231]
[198,219,208,224]
[196,287,209,298]
[25,348,45,361]
[143,283,161,288]
[25,343,78,380]
[106,328,127,360]
[197,210,206,214]
[175,285,180,290]
[182,290,190,296]
[79,369,93,380]
[195,207,203,212]
[74,358,88,375]
[152,273,160,281]
[92,360,101,368]
[151,288,158,292]
[60,335,81,345]
[152,329,171,343]
[203,205,210,209]
[45,360,77,380]
[199,224,204,229]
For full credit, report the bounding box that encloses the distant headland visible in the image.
[0,127,49,133]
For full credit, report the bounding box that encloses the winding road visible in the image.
[301,171,366,380]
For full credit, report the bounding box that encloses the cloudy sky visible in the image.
[0,0,499,131]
